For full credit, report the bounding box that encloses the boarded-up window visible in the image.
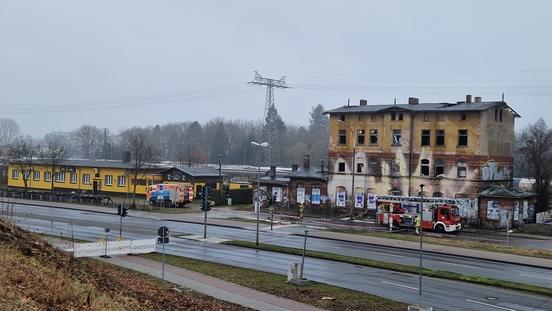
[391,159,400,176]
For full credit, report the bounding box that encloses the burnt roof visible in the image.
[479,184,535,199]
[325,101,521,117]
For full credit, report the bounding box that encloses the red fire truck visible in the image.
[376,195,462,233]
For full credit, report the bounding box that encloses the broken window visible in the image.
[340,114,346,122]
[338,162,346,172]
[420,159,430,176]
[392,129,401,145]
[398,113,404,121]
[460,113,467,121]
[356,163,364,173]
[391,112,396,121]
[457,161,467,178]
[368,157,381,175]
[436,129,445,146]
[435,159,445,176]
[458,129,468,146]
[421,129,430,146]
[369,129,378,145]
[357,129,365,145]
[495,108,498,121]
[499,109,503,122]
[338,129,347,145]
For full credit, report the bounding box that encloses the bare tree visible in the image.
[72,124,102,159]
[0,118,20,151]
[42,136,66,192]
[122,127,158,203]
[519,118,552,212]
[7,137,39,191]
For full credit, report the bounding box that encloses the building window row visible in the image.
[420,129,468,147]
[419,159,467,178]
[340,128,468,147]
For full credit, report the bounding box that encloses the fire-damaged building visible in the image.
[324,95,521,210]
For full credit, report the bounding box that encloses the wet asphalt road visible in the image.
[5,204,552,311]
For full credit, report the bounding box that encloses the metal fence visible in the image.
[73,238,157,258]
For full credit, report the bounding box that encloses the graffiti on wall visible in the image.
[481,160,511,181]
[486,200,500,220]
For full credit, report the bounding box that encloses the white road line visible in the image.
[440,262,481,269]
[465,299,517,311]
[520,273,552,281]
[380,281,418,291]
[367,251,405,258]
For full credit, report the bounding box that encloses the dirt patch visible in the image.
[0,218,249,311]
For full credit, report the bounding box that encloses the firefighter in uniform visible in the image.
[298,203,304,221]
[415,215,421,235]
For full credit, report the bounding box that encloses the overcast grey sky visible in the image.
[1,0,551,137]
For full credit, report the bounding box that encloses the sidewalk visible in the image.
[100,255,325,311]
[307,230,552,268]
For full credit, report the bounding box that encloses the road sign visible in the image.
[158,237,169,244]
[158,226,169,237]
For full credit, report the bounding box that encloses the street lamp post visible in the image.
[419,184,425,297]
[251,141,268,246]
[218,154,223,194]
[338,120,356,220]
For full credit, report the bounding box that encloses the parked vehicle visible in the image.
[147,183,193,207]
[376,196,462,233]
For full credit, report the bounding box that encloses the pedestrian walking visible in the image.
[415,215,421,235]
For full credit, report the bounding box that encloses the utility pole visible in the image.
[248,71,289,166]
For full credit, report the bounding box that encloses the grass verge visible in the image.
[141,252,406,311]
[222,240,552,298]
[342,230,552,260]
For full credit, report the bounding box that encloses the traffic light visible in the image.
[117,204,122,216]
[121,206,128,217]
[200,201,212,212]
[198,187,205,199]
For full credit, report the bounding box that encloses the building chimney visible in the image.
[269,166,276,177]
[359,99,368,106]
[292,164,298,171]
[466,95,472,103]
[122,151,131,163]
[303,155,310,169]
[474,96,482,103]
[408,97,419,105]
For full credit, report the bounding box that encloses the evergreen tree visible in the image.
[263,105,287,166]
[209,121,229,162]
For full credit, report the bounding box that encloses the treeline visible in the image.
[0,104,329,168]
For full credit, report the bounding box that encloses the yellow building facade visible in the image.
[8,159,163,196]
[325,96,519,202]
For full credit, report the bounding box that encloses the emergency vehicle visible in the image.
[147,183,194,207]
[376,195,462,233]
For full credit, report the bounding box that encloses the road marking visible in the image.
[367,251,404,258]
[520,273,552,281]
[465,299,517,311]
[441,262,481,269]
[380,281,418,291]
